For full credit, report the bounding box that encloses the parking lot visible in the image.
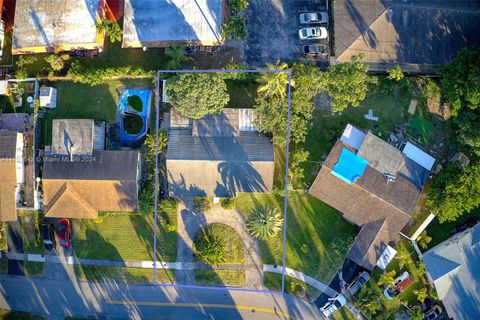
[245,0,329,66]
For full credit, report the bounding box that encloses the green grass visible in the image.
[236,192,358,283]
[225,80,257,109]
[0,309,44,320]
[74,265,174,284]
[195,270,245,287]
[24,262,44,276]
[18,210,44,254]
[409,110,433,145]
[41,78,153,145]
[193,223,244,264]
[425,208,480,250]
[263,272,320,301]
[0,260,7,274]
[73,204,177,261]
[332,309,356,320]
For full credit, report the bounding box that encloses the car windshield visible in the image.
[334,301,342,308]
[301,29,307,37]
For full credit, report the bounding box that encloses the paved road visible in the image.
[0,275,322,319]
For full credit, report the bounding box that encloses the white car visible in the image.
[299,12,328,24]
[319,294,347,317]
[298,27,328,40]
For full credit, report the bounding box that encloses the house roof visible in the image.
[347,219,390,271]
[0,159,17,221]
[42,150,139,218]
[167,109,274,196]
[122,0,222,47]
[357,133,404,175]
[334,0,480,64]
[0,112,27,132]
[43,150,139,181]
[423,224,480,320]
[0,132,17,158]
[13,0,101,52]
[52,119,94,156]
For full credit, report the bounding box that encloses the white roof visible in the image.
[340,124,366,150]
[376,245,397,270]
[403,142,435,170]
[0,80,7,95]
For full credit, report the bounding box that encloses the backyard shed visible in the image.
[39,87,57,109]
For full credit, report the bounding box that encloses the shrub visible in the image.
[246,206,283,239]
[195,231,226,265]
[220,197,236,210]
[222,16,247,40]
[229,0,248,13]
[193,197,211,212]
[96,17,123,43]
[45,54,65,72]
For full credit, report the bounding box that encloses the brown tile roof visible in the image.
[346,219,390,271]
[43,180,139,219]
[42,150,140,219]
[0,159,17,221]
[309,140,418,236]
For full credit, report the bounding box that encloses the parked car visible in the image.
[423,305,442,320]
[299,12,328,24]
[383,271,414,300]
[298,27,327,40]
[319,294,347,317]
[58,219,71,248]
[347,271,370,295]
[41,223,56,252]
[302,44,328,56]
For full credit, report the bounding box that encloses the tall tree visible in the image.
[323,54,377,112]
[166,73,229,119]
[256,61,293,99]
[426,162,480,222]
[246,206,283,240]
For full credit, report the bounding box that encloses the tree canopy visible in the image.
[166,73,230,119]
[322,55,377,112]
[426,162,480,223]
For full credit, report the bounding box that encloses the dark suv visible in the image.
[41,223,56,252]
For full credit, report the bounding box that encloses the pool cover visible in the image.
[331,148,368,184]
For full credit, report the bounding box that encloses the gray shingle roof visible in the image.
[423,224,480,320]
[357,133,404,175]
[167,132,274,162]
[43,150,139,181]
[0,132,17,158]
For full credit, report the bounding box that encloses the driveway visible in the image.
[6,220,25,276]
[245,0,329,66]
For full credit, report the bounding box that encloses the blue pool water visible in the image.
[119,89,151,146]
[332,148,368,184]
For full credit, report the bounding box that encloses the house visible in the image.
[333,0,480,66]
[166,108,274,197]
[122,0,222,48]
[309,124,435,270]
[423,224,480,320]
[12,0,104,54]
[0,131,24,221]
[41,119,140,219]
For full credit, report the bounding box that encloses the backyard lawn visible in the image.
[236,192,358,283]
[41,78,154,145]
[74,265,175,284]
[73,201,177,262]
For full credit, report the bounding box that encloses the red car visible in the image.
[58,219,71,248]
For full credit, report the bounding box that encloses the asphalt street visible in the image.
[0,275,323,319]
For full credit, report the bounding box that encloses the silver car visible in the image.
[302,44,327,56]
[320,294,347,317]
[299,12,328,24]
[346,271,370,295]
[298,27,328,40]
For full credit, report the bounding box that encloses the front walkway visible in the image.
[176,197,264,289]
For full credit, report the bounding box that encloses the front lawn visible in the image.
[264,272,320,301]
[193,223,244,264]
[74,265,174,284]
[41,78,154,145]
[18,210,44,254]
[195,270,245,287]
[236,192,358,283]
[73,202,177,262]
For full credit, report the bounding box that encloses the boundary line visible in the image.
[153,69,292,294]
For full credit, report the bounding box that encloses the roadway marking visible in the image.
[107,300,298,319]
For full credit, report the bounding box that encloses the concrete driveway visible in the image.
[245,0,329,66]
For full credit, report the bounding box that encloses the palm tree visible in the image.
[395,249,411,269]
[414,288,428,303]
[377,270,396,287]
[96,17,122,43]
[247,206,283,239]
[416,230,432,249]
[256,61,294,98]
[166,45,192,69]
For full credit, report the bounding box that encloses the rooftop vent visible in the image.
[384,172,396,182]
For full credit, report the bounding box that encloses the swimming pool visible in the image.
[118,89,151,146]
